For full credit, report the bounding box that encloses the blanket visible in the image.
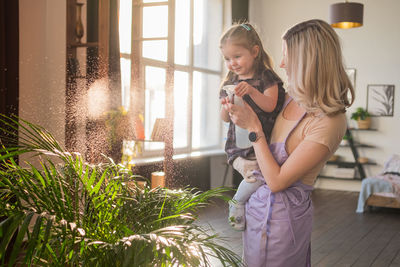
[356,154,400,213]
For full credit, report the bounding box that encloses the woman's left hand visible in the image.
[225,101,262,132]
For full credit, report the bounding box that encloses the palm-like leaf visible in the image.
[0,115,242,266]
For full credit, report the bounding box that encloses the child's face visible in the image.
[221,42,258,80]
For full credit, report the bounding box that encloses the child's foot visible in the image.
[228,200,245,231]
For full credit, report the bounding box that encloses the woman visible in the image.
[225,19,354,266]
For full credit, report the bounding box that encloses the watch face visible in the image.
[248,132,257,142]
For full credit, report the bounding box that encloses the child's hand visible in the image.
[235,81,256,97]
[220,96,231,118]
[220,96,231,106]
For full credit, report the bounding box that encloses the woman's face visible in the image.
[279,41,289,77]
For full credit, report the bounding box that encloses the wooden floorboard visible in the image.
[197,189,400,267]
[390,250,400,267]
[371,232,400,267]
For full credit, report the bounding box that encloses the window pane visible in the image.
[174,0,190,65]
[193,0,222,71]
[145,66,166,150]
[192,71,220,149]
[120,58,131,109]
[174,71,189,148]
[143,6,168,38]
[119,0,132,54]
[143,40,167,61]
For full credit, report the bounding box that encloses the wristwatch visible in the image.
[248,131,265,143]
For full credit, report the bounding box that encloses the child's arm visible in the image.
[220,97,231,122]
[235,81,278,113]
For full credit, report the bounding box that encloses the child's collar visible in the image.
[233,70,262,82]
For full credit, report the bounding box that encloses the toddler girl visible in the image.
[219,23,285,231]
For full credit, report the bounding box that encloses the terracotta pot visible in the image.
[357,117,371,129]
[329,154,340,162]
[358,157,369,164]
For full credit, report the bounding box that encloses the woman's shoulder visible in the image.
[307,111,346,126]
[303,112,347,136]
[301,112,347,152]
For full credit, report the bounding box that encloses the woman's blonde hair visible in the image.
[282,19,354,115]
[220,22,279,84]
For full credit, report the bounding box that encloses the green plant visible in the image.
[342,134,352,141]
[0,115,242,266]
[350,107,370,121]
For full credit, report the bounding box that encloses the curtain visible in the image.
[0,0,19,148]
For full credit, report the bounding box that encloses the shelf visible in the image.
[326,160,377,168]
[339,142,375,148]
[318,175,362,180]
[348,128,377,131]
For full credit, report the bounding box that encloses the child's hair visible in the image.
[220,22,279,84]
[282,19,355,115]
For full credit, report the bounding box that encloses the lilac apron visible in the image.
[243,98,313,267]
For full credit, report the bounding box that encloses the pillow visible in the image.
[383,154,400,174]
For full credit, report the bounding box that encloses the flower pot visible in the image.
[329,154,340,162]
[357,157,369,164]
[357,117,371,129]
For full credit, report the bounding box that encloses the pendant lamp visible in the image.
[330,1,364,29]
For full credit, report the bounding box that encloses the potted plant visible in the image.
[351,107,371,129]
[0,115,242,266]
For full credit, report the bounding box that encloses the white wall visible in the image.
[249,0,400,191]
[19,0,66,154]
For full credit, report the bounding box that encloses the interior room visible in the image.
[1,0,399,266]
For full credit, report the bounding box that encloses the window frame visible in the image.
[122,0,226,158]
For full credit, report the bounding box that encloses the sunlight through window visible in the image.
[119,0,132,54]
[119,0,132,110]
[174,71,189,148]
[119,0,223,156]
[145,66,166,150]
[174,0,190,65]
[143,6,168,38]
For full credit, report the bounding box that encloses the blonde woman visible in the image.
[224,19,354,266]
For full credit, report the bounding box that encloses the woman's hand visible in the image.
[225,101,262,132]
[234,81,257,97]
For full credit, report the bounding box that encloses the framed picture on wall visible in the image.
[367,84,395,116]
[345,68,356,88]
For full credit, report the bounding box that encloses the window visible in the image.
[119,0,225,156]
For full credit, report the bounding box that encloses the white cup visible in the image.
[223,85,236,102]
[223,85,251,149]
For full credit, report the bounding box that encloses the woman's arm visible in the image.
[234,81,278,112]
[252,138,330,192]
[226,101,331,193]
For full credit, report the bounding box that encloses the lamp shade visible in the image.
[330,2,364,29]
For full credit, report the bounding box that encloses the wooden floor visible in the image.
[197,189,400,267]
